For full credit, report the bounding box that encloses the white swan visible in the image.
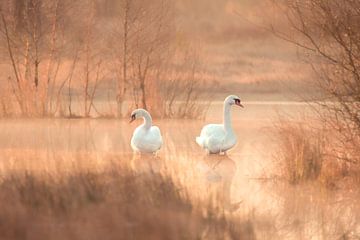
[196,95,244,154]
[130,109,163,154]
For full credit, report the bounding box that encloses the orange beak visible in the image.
[237,103,244,108]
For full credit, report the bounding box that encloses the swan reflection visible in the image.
[197,154,241,211]
[131,153,162,175]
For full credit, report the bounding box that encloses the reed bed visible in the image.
[0,150,255,240]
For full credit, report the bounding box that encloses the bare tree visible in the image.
[0,0,74,117]
[127,0,174,115]
[0,0,211,119]
[110,0,176,117]
[81,0,106,117]
[111,0,142,117]
[269,0,360,163]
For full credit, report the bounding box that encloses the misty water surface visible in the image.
[0,102,358,239]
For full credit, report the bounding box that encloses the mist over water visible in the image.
[0,102,358,239]
[0,0,359,239]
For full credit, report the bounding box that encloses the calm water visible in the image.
[0,102,359,239]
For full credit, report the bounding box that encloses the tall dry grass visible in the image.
[0,151,255,240]
[273,120,326,185]
[272,118,360,188]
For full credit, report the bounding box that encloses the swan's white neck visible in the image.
[223,103,233,132]
[141,112,152,129]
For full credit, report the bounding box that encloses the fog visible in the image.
[1,1,359,239]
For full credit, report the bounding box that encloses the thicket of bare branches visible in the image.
[0,0,210,119]
[269,0,360,164]
[0,0,73,116]
[161,44,212,119]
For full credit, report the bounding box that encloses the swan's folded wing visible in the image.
[197,124,226,151]
[206,135,225,153]
[149,126,163,150]
[196,125,213,148]
[131,125,163,153]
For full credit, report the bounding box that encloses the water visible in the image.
[0,102,358,239]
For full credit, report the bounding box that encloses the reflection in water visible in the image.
[197,155,241,211]
[1,116,360,239]
[271,183,360,239]
[131,153,163,175]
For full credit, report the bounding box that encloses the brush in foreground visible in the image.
[0,165,255,240]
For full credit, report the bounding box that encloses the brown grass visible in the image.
[272,118,360,189]
[273,120,326,185]
[0,152,255,240]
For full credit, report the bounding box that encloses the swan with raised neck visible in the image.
[223,95,243,132]
[196,95,243,154]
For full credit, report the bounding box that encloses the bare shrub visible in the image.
[268,0,360,164]
[161,44,212,119]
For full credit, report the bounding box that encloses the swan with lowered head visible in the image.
[130,109,163,154]
[196,95,244,154]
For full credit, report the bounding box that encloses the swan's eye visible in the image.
[131,114,136,120]
[234,99,240,104]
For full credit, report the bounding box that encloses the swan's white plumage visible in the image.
[196,95,242,154]
[196,124,237,154]
[130,109,162,154]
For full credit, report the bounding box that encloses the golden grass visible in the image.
[273,120,326,185]
[272,119,360,189]
[0,150,255,240]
